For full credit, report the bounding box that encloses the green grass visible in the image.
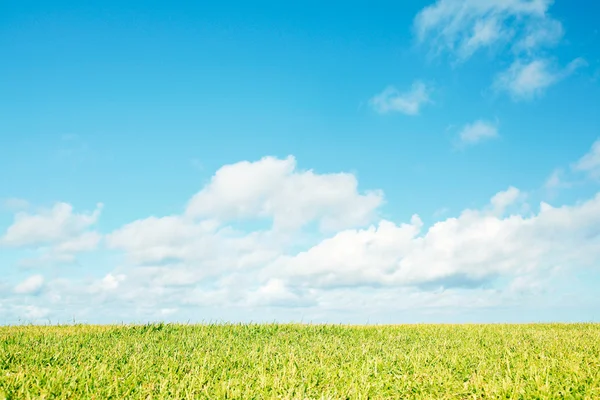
[1,323,599,399]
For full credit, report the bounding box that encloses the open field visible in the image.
[1,323,599,399]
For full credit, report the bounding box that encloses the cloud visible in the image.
[489,186,522,215]
[543,168,580,192]
[512,18,564,54]
[4,150,600,323]
[369,81,432,115]
[414,0,585,101]
[1,202,103,267]
[106,156,384,286]
[493,57,587,100]
[414,0,561,61]
[53,231,102,253]
[264,188,600,290]
[89,273,126,294]
[572,139,600,180]
[545,168,564,189]
[247,279,316,308]
[542,139,600,192]
[456,119,499,147]
[14,275,44,295]
[186,156,383,231]
[106,216,282,273]
[18,305,50,320]
[1,202,103,247]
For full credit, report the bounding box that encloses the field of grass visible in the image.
[1,323,599,399]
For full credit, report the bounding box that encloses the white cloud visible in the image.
[186,156,383,231]
[159,308,178,316]
[106,215,285,272]
[1,202,103,247]
[457,119,499,146]
[106,216,206,266]
[1,202,103,268]
[265,188,600,290]
[19,305,50,320]
[107,156,383,285]
[14,275,44,295]
[513,18,563,54]
[76,154,600,318]
[369,81,432,115]
[494,57,587,100]
[247,279,316,308]
[53,231,102,253]
[489,186,522,215]
[572,139,600,180]
[414,0,585,101]
[414,0,561,61]
[89,273,126,294]
[5,150,600,323]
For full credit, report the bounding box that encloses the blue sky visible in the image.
[1,0,600,324]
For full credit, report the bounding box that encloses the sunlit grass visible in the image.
[1,323,599,399]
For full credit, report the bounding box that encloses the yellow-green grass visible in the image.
[1,323,599,399]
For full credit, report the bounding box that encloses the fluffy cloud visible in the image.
[186,156,383,231]
[106,215,283,275]
[414,0,561,61]
[106,156,384,290]
[1,202,103,267]
[369,81,432,115]
[4,149,600,323]
[1,202,102,247]
[494,57,587,100]
[264,187,600,291]
[89,273,127,294]
[14,275,44,295]
[247,279,317,308]
[456,119,499,147]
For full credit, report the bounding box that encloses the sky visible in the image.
[1,0,600,324]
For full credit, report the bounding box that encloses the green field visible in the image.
[1,323,599,399]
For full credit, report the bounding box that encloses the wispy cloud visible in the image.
[544,168,567,190]
[414,0,586,101]
[512,18,564,54]
[455,119,499,148]
[414,0,562,62]
[494,58,587,101]
[572,139,600,180]
[370,81,432,115]
[542,140,600,194]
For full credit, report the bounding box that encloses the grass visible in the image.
[1,323,599,399]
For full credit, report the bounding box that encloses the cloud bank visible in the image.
[2,148,600,323]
